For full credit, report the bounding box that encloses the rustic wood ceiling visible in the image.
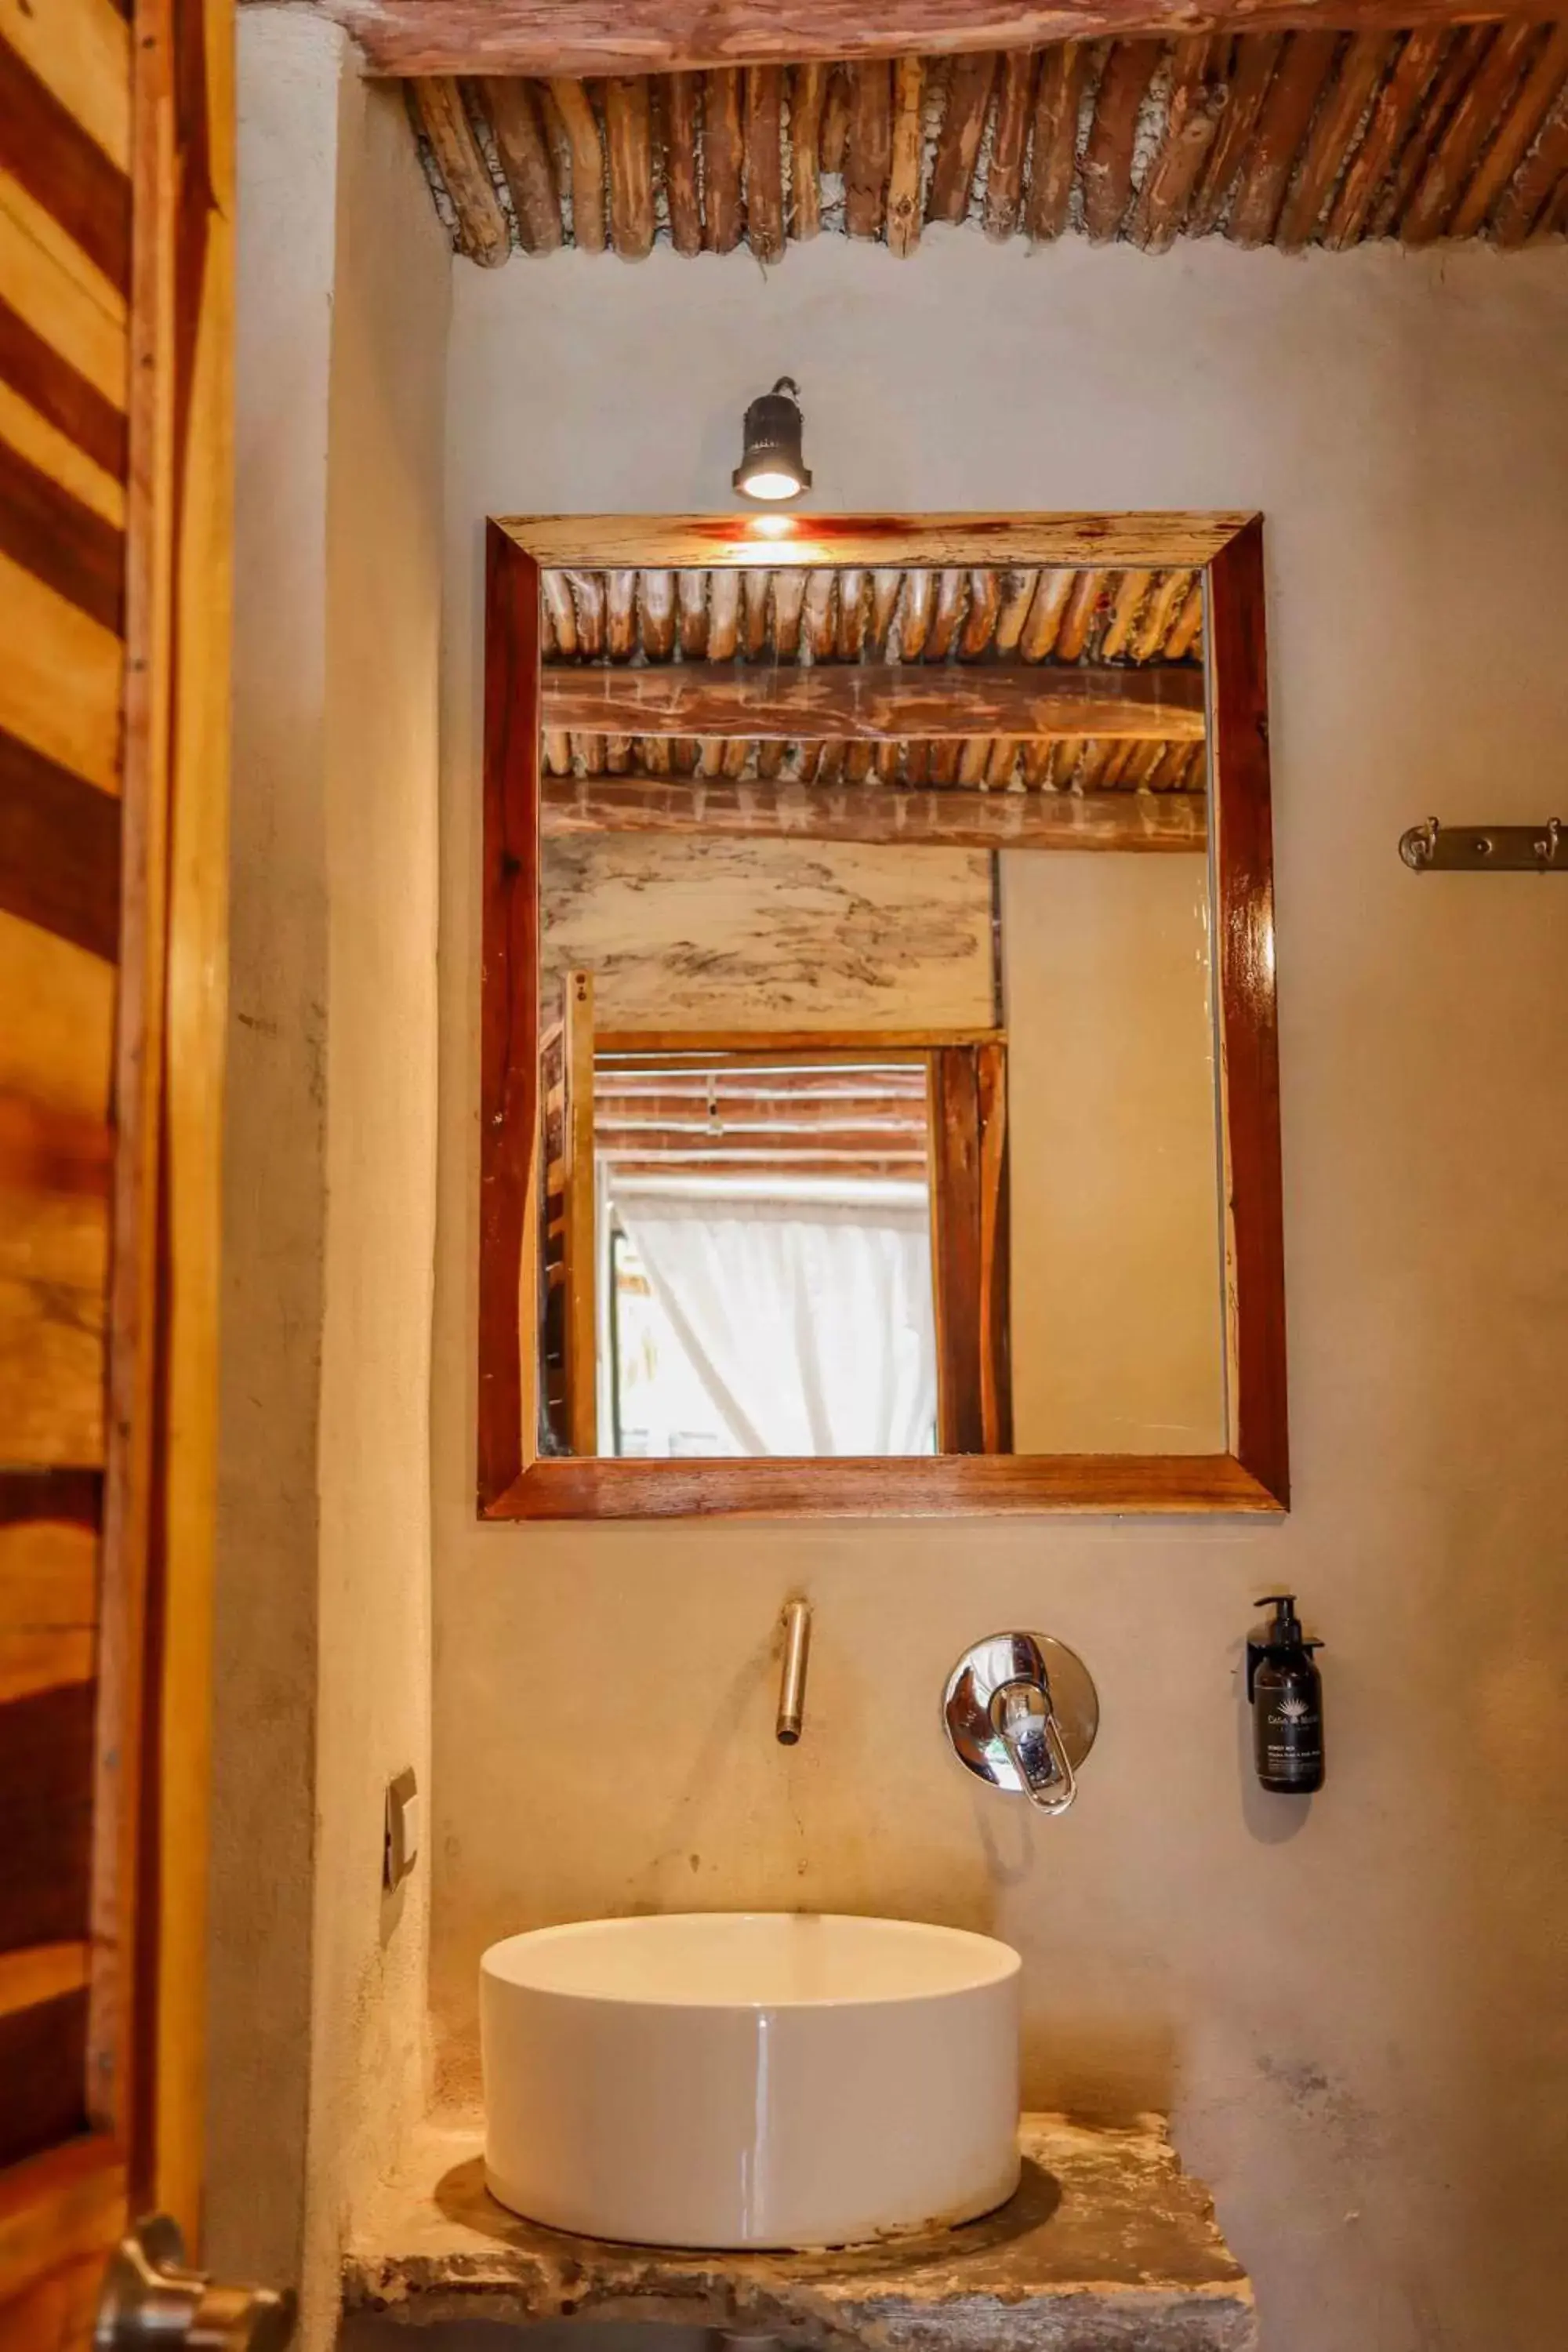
[538,563,1209,848]
[408,24,1568,263]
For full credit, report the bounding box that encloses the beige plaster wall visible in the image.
[1000,851,1225,1452]
[212,16,448,2339]
[210,11,335,2288]
[433,232,1568,2352]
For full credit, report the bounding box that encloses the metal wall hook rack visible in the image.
[1400,817,1565,873]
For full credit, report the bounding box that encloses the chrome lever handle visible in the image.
[96,2217,296,2352]
[991,1678,1079,1816]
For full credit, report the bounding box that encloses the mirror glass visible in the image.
[535,560,1224,1460]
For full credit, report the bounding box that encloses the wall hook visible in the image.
[1400,817,1567,873]
[1400,816,1440,870]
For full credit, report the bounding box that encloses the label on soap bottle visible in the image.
[1261,1690,1322,1780]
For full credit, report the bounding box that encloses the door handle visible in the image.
[96,2216,295,2352]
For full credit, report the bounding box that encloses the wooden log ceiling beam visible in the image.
[296,3,1560,78]
[541,773,1209,849]
[539,661,1207,740]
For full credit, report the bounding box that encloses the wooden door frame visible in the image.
[479,511,1287,1519]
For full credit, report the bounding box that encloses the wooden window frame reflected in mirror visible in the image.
[480,513,1286,1519]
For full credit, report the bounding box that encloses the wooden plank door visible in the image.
[0,0,232,2337]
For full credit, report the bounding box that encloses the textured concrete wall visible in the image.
[308,40,447,2347]
[211,13,339,2290]
[212,17,447,2339]
[432,233,1568,2352]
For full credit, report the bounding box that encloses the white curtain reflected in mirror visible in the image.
[604,1179,938,1458]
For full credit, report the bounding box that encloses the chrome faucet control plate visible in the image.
[943,1633,1098,1815]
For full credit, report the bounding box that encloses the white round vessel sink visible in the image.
[481,1911,1022,2250]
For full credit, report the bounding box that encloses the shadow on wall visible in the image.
[1018,1648,1309,2125]
[1021,2011,1178,2129]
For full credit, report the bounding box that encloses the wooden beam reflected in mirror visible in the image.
[540,660,1206,741]
[541,774,1207,851]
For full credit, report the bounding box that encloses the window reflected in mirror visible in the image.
[597,1054,938,1460]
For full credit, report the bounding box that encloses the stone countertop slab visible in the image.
[344,2113,1257,2350]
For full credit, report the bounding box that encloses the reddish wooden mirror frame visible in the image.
[479,513,1286,1520]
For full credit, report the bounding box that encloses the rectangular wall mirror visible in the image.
[480,515,1285,1519]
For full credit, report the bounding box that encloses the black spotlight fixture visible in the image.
[733,377,811,503]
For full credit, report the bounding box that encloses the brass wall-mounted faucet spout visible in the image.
[775,1599,812,1744]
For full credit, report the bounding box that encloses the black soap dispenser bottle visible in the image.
[1247,1595,1325,1793]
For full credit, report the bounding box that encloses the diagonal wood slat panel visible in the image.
[0,168,129,354]
[0,1633,95,1707]
[0,380,122,535]
[406,24,1568,261]
[0,1184,109,1467]
[0,1682,96,1951]
[0,732,121,959]
[0,434,124,632]
[0,921,116,1130]
[0,549,122,793]
[0,1940,91,2021]
[0,1484,100,1635]
[0,0,131,176]
[0,0,144,2234]
[2,0,124,2040]
[0,33,131,294]
[0,206,127,408]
